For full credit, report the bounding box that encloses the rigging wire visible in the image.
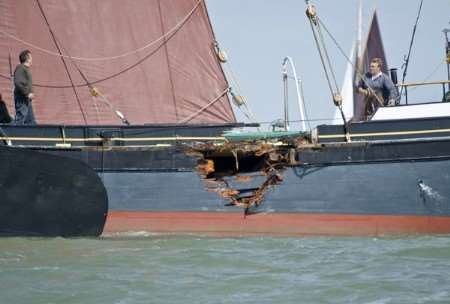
[399,0,424,99]
[0,0,203,62]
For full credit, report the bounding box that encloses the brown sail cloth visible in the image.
[0,0,235,125]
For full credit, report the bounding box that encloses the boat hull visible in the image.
[2,122,450,236]
[98,157,450,236]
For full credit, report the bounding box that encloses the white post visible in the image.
[282,56,307,131]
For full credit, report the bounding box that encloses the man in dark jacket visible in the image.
[14,49,36,124]
[0,93,13,124]
[358,57,399,120]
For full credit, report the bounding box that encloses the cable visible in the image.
[0,0,203,62]
[178,88,229,124]
[399,0,424,99]
[35,0,88,124]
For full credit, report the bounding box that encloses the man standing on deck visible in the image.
[358,57,398,120]
[14,50,36,125]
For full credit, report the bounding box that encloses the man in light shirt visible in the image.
[358,57,398,120]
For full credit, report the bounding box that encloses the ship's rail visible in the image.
[397,79,450,104]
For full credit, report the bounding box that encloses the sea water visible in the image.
[1,235,450,304]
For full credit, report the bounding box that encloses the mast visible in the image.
[444,27,450,91]
[357,0,362,61]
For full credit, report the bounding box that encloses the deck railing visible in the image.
[397,79,450,104]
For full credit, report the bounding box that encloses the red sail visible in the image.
[353,12,388,121]
[0,0,235,125]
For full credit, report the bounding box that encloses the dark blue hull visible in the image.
[1,120,450,236]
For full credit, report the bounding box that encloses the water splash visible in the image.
[417,180,444,201]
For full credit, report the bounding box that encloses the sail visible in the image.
[333,42,355,124]
[0,0,235,125]
[353,11,389,121]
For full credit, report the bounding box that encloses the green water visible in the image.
[1,235,450,304]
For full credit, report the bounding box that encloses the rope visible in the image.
[399,0,424,99]
[305,5,351,140]
[315,19,340,93]
[178,88,229,124]
[307,16,335,97]
[222,63,257,123]
[0,0,203,62]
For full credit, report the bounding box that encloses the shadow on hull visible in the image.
[0,146,108,237]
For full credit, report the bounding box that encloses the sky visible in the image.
[206,0,450,130]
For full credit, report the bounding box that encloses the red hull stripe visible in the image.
[102,211,450,237]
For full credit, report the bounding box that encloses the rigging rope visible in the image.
[305,3,351,141]
[222,64,257,124]
[178,87,230,124]
[0,0,203,62]
[399,0,424,99]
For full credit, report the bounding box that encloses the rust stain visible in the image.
[197,159,215,177]
[218,189,240,198]
[234,175,254,183]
